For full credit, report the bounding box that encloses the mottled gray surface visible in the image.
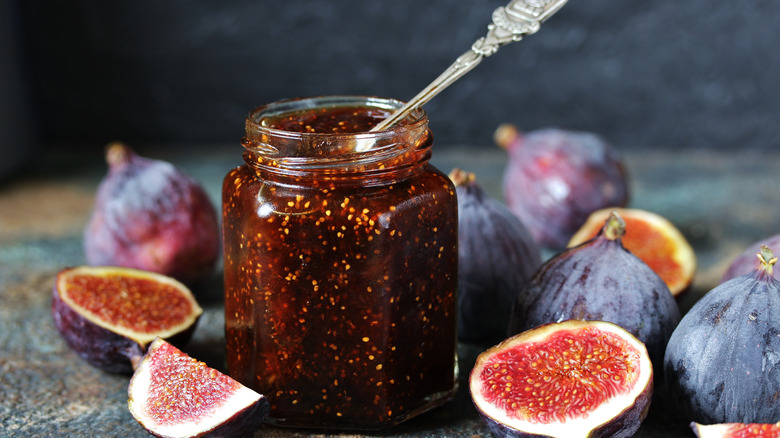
[2,144,779,437]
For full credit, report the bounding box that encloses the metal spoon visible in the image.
[370,0,568,132]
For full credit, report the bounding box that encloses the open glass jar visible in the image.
[222,96,458,430]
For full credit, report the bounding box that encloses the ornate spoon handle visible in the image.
[370,0,568,132]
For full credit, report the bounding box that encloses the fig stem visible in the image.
[125,343,146,372]
[758,244,778,277]
[494,123,521,150]
[602,210,626,241]
[448,168,476,187]
[105,142,133,168]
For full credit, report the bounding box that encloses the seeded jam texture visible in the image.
[144,341,241,425]
[223,103,458,428]
[479,327,641,423]
[64,273,193,333]
[265,105,393,133]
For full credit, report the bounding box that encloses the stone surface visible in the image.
[1,144,778,437]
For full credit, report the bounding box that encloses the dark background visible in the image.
[3,0,780,169]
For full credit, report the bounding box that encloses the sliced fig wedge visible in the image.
[470,320,653,438]
[692,421,780,437]
[128,338,269,438]
[51,266,202,373]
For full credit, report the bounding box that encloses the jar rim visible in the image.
[241,96,433,185]
[244,95,428,142]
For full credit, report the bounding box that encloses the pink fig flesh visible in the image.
[51,266,202,374]
[128,338,269,438]
[470,320,653,438]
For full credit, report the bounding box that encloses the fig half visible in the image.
[51,266,202,373]
[128,337,269,438]
[691,421,780,437]
[470,320,653,438]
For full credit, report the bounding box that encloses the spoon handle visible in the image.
[371,0,568,132]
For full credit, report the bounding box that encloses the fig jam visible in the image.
[222,96,458,430]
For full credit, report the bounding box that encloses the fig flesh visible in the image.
[691,422,780,438]
[508,211,681,369]
[84,142,220,287]
[721,232,780,282]
[128,337,269,438]
[469,320,653,438]
[450,168,542,343]
[51,266,202,373]
[568,207,697,298]
[496,124,629,249]
[664,246,780,424]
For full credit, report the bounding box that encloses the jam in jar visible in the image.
[222,96,458,430]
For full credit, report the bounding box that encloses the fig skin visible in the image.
[470,320,653,438]
[128,338,270,438]
[51,266,202,374]
[721,233,780,282]
[83,143,220,287]
[52,287,145,374]
[52,287,199,374]
[496,124,629,249]
[507,212,681,370]
[664,246,780,424]
[451,168,542,343]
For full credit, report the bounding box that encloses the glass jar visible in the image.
[222,96,458,430]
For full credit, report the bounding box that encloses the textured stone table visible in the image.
[2,144,777,437]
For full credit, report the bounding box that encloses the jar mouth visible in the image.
[243,95,429,159]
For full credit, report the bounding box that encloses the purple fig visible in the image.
[721,232,780,282]
[84,142,220,286]
[508,211,681,370]
[496,124,629,249]
[450,168,542,343]
[665,245,780,424]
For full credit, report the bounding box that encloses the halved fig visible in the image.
[128,337,269,438]
[470,320,653,438]
[691,421,780,437]
[568,207,696,297]
[51,266,202,373]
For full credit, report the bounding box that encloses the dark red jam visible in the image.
[222,97,458,430]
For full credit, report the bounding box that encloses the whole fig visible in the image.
[84,143,220,286]
[664,245,780,424]
[496,124,629,249]
[508,211,681,369]
[450,168,542,343]
[721,232,780,282]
